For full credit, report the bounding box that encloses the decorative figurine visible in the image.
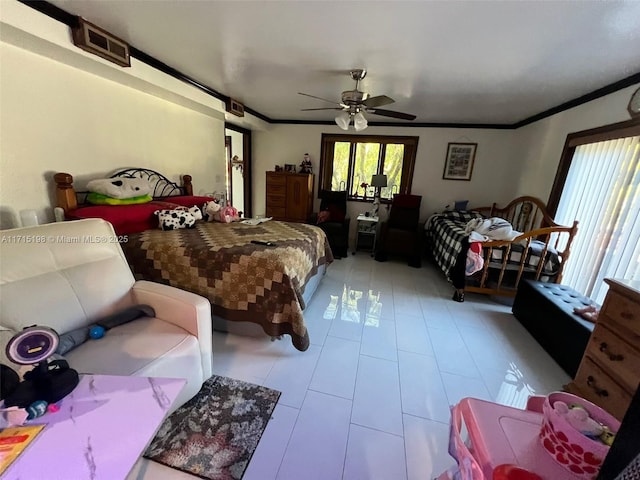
[299,153,313,174]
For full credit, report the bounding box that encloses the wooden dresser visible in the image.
[265,171,314,222]
[566,278,640,421]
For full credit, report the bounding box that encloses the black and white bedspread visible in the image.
[425,211,560,288]
[425,211,482,283]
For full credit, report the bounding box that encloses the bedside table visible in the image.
[353,214,378,256]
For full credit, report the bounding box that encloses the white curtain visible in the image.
[555,136,640,303]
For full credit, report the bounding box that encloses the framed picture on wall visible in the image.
[442,142,477,181]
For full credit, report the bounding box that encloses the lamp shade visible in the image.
[335,112,350,130]
[353,111,368,131]
[371,174,387,188]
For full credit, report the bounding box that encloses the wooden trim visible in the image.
[20,1,640,129]
[547,118,640,216]
[242,129,253,218]
[566,118,640,147]
[513,73,640,128]
[225,135,233,207]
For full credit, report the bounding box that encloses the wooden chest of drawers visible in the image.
[265,171,313,222]
[566,278,640,421]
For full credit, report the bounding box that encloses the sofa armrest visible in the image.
[132,280,212,379]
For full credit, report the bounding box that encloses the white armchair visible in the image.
[0,219,212,411]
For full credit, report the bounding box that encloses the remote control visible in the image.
[251,240,276,246]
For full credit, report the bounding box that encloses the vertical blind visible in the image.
[555,135,640,303]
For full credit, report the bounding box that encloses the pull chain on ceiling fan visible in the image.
[298,69,416,131]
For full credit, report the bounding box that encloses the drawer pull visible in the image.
[599,342,624,361]
[620,311,634,320]
[586,375,609,397]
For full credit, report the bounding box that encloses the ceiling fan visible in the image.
[298,69,416,131]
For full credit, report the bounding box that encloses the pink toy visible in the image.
[540,391,620,479]
[553,401,603,437]
[216,205,240,223]
[47,404,60,413]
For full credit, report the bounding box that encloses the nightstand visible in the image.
[353,214,378,256]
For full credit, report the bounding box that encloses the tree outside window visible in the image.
[319,134,418,201]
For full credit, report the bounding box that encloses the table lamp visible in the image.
[370,174,387,218]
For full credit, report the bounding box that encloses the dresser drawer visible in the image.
[266,206,286,218]
[587,323,640,391]
[574,356,632,420]
[604,290,640,334]
[266,194,286,207]
[266,183,287,195]
[266,174,286,186]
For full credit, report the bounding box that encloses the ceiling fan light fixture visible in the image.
[353,111,368,131]
[335,111,350,130]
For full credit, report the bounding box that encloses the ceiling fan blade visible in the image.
[363,95,395,108]
[368,108,416,121]
[298,92,342,106]
[301,107,344,111]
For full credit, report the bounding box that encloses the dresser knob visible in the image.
[586,375,609,397]
[599,342,624,361]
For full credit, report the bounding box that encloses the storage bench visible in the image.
[512,280,596,377]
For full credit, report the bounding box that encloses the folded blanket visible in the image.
[465,217,522,241]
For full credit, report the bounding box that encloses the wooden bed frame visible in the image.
[54,169,193,212]
[465,196,578,297]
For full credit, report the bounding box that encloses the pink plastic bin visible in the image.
[443,397,586,480]
[540,391,620,479]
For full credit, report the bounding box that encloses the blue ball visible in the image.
[89,325,105,339]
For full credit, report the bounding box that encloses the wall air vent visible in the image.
[72,17,131,67]
[226,98,245,117]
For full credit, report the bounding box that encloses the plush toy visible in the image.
[202,201,221,222]
[553,400,604,437]
[86,178,151,199]
[599,426,616,446]
[155,208,198,230]
[217,205,240,223]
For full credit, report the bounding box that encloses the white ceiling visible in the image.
[48,0,640,125]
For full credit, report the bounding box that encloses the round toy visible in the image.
[89,325,105,339]
[5,326,59,365]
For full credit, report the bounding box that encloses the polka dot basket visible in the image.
[540,392,620,479]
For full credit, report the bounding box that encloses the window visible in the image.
[319,134,419,201]
[549,119,640,303]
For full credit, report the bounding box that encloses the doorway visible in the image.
[224,123,252,218]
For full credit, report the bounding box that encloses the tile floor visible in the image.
[211,255,571,480]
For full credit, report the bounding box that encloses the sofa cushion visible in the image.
[0,219,135,335]
[65,317,203,407]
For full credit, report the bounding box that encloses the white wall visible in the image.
[514,84,639,201]
[0,2,230,228]
[253,124,521,220]
[0,43,225,227]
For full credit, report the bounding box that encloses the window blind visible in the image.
[555,135,639,303]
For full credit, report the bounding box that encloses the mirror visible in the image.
[224,124,252,218]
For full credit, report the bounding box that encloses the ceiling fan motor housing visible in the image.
[341,90,368,105]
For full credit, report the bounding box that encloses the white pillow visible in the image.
[86,178,152,199]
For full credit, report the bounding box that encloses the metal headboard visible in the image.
[110,168,185,197]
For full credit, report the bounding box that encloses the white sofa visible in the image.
[0,218,213,411]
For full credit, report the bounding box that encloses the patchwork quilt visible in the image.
[122,221,333,351]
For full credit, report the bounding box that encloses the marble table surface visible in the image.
[4,374,185,480]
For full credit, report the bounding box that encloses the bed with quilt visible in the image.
[425,196,578,301]
[54,169,332,351]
